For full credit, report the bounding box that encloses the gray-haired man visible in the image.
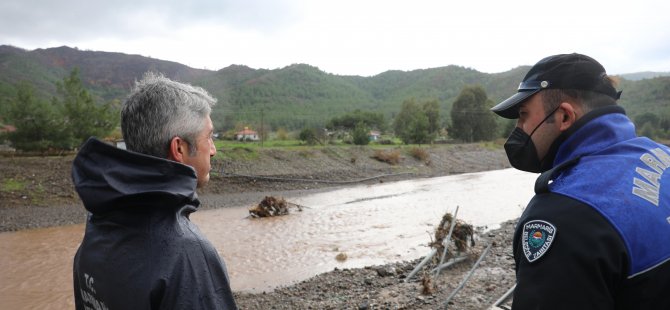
[72,73,237,309]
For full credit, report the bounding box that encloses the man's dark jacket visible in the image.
[72,138,237,310]
[513,106,670,309]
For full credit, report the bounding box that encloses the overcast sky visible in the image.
[1,0,669,76]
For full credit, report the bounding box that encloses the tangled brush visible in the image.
[430,212,475,255]
[249,196,303,218]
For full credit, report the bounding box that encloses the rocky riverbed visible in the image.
[232,219,518,310]
[0,143,519,309]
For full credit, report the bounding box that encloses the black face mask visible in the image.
[504,105,560,173]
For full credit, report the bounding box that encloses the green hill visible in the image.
[1,45,669,133]
[0,45,212,101]
[617,76,670,117]
[619,72,670,81]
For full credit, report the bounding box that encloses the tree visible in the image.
[660,117,670,133]
[394,99,431,144]
[352,122,370,145]
[4,82,70,151]
[640,122,657,139]
[449,86,497,142]
[52,68,118,147]
[635,112,660,128]
[659,116,670,139]
[276,127,289,140]
[422,99,440,134]
[5,69,119,151]
[299,128,318,145]
[405,112,430,144]
[500,118,517,138]
[326,110,386,131]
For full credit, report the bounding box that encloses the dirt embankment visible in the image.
[0,143,510,231]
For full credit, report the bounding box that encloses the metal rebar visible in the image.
[430,255,468,274]
[436,206,459,277]
[405,248,437,282]
[490,284,516,310]
[443,243,493,309]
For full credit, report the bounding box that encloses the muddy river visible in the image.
[0,168,536,309]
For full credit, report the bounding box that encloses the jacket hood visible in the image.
[72,138,199,214]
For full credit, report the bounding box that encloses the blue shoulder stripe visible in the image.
[551,138,670,277]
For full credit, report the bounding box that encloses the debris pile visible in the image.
[248,196,303,218]
[421,273,436,295]
[431,212,475,255]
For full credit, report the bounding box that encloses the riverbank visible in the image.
[0,142,519,309]
[232,219,517,309]
[0,143,510,231]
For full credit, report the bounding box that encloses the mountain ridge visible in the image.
[1,45,669,131]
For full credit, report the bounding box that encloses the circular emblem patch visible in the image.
[522,220,557,263]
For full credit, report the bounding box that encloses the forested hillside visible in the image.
[1,45,669,133]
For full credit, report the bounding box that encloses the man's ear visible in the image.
[167,136,187,163]
[558,102,577,131]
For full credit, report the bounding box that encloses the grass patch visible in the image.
[28,184,47,205]
[216,139,306,150]
[1,178,26,192]
[0,178,49,206]
[217,146,259,161]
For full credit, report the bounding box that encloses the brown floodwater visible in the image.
[0,168,536,309]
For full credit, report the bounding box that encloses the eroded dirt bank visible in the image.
[0,143,510,231]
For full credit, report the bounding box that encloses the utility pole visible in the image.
[260,107,264,148]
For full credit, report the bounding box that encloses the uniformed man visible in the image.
[491,53,670,309]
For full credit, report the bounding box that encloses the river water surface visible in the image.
[0,168,536,309]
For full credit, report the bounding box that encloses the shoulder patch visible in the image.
[522,220,557,263]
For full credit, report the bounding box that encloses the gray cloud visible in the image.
[0,0,298,44]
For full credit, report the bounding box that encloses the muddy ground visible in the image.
[0,143,519,309]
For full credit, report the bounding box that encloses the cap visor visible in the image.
[491,90,540,119]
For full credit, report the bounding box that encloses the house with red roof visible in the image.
[235,127,259,141]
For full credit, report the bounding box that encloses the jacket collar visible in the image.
[72,138,199,214]
[551,105,634,166]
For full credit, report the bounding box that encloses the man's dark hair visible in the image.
[540,75,619,118]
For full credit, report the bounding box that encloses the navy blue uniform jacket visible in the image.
[513,106,670,309]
